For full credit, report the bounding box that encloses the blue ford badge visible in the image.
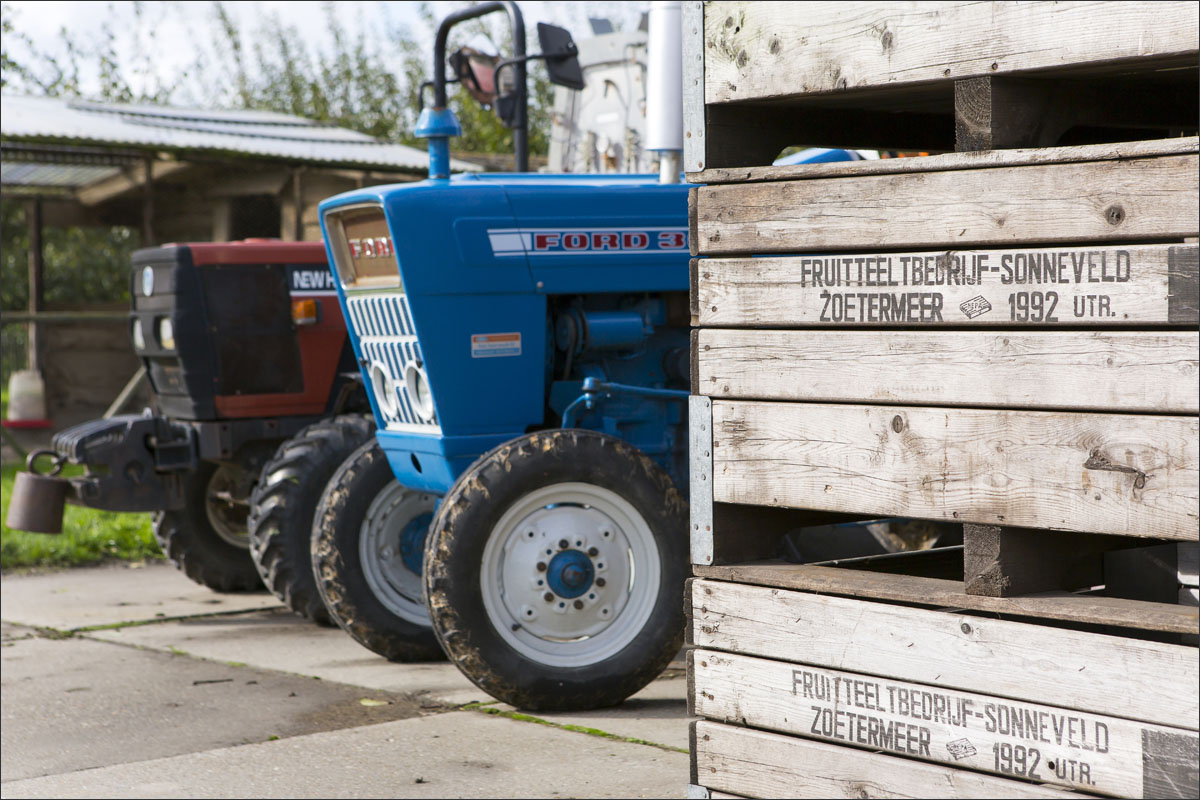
[141,266,154,297]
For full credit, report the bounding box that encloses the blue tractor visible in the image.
[311,2,693,710]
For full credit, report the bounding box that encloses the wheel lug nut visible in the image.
[573,600,584,609]
[559,539,569,550]
[596,577,606,587]
[536,562,547,572]
[587,547,598,556]
[543,592,554,602]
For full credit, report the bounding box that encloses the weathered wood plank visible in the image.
[694,155,1199,254]
[694,244,1199,327]
[691,579,1200,729]
[696,329,1200,414]
[690,562,1200,635]
[693,720,1095,799]
[692,136,1198,185]
[711,401,1200,540]
[954,76,1196,153]
[963,525,1146,598]
[703,2,1198,105]
[692,650,1200,798]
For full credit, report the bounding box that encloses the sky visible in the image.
[2,1,644,101]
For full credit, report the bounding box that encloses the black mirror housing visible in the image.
[537,23,584,90]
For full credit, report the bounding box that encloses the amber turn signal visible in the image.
[292,298,319,326]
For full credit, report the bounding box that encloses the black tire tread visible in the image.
[153,463,263,593]
[424,429,688,711]
[247,415,373,625]
[311,440,444,662]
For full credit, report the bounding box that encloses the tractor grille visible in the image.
[346,293,439,434]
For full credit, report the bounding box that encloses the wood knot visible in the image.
[1105,205,1126,226]
[891,415,905,433]
[769,37,781,54]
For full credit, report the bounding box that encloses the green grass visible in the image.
[1,387,8,420]
[1,462,163,570]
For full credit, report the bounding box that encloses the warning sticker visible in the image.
[471,332,521,358]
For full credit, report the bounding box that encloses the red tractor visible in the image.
[32,240,371,623]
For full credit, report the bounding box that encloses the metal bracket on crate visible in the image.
[681,1,706,175]
[685,785,711,800]
[689,394,714,565]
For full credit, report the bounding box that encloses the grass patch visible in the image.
[1,461,163,570]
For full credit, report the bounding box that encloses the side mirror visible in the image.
[537,23,584,90]
[449,46,501,106]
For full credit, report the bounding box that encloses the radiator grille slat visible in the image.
[347,293,438,434]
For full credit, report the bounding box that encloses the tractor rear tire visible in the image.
[312,439,444,662]
[154,461,263,593]
[423,429,688,711]
[248,415,374,625]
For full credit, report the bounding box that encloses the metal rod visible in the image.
[2,311,129,324]
[432,1,527,172]
[141,158,155,246]
[26,198,43,373]
[103,366,148,419]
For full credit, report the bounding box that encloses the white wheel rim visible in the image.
[480,482,661,669]
[358,480,436,626]
[205,464,251,549]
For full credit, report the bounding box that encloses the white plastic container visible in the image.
[7,369,47,420]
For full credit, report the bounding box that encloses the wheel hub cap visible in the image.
[479,481,664,670]
[546,549,594,599]
[399,511,434,575]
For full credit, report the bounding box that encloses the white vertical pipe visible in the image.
[647,0,683,182]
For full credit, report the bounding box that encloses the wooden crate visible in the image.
[683,3,1199,796]
[688,134,1200,564]
[682,1,1199,175]
[686,564,1200,799]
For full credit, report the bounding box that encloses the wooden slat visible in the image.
[711,400,1200,539]
[691,137,1198,185]
[702,2,1198,105]
[963,525,1139,598]
[691,580,1200,729]
[693,721,1094,799]
[694,244,1199,327]
[696,329,1199,414]
[692,650,1200,798]
[693,155,1199,255]
[690,562,1200,635]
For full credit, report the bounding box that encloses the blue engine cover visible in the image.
[319,174,691,494]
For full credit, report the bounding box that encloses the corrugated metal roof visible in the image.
[0,161,121,187]
[0,95,479,173]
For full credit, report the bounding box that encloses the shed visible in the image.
[0,95,478,432]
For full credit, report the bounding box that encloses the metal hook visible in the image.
[26,448,65,477]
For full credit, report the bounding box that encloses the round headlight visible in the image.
[131,319,146,350]
[404,364,434,421]
[141,266,155,297]
[157,317,175,350]
[369,362,398,418]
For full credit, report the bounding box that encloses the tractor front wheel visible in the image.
[311,439,443,661]
[423,429,688,712]
[153,461,262,592]
[248,415,374,625]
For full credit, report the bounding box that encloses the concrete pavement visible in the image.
[1,562,690,798]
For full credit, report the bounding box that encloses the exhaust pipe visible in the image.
[647,0,683,183]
